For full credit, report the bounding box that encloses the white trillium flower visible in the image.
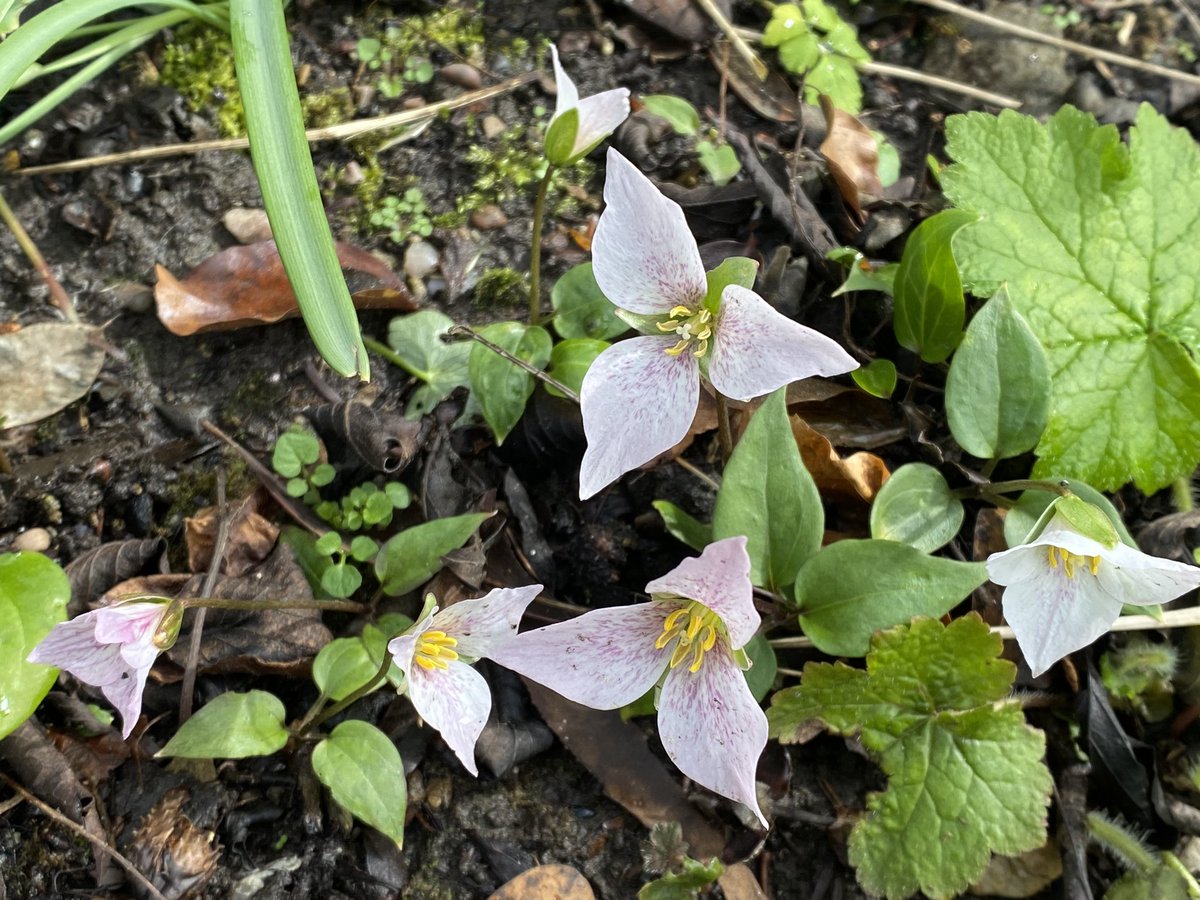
[578,148,858,499]
[987,512,1200,676]
[491,536,769,826]
[387,585,541,775]
[546,45,630,166]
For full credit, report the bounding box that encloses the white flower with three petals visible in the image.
[546,45,630,166]
[579,149,858,499]
[491,536,769,826]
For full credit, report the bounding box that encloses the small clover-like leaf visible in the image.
[769,615,1052,900]
[272,428,320,478]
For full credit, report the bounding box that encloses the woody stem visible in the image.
[180,597,369,614]
[528,164,556,327]
[716,393,734,461]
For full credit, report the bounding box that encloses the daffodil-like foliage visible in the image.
[943,105,1200,492]
[769,615,1052,900]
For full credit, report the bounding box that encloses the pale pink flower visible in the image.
[546,45,630,166]
[388,585,541,775]
[578,149,858,498]
[491,537,768,826]
[988,513,1200,676]
[28,599,181,738]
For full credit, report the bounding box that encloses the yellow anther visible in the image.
[1046,546,1102,580]
[668,305,693,318]
[655,601,724,674]
[664,339,689,357]
[663,608,688,631]
[656,304,715,359]
[415,630,459,671]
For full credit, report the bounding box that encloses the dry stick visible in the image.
[0,188,78,321]
[695,0,769,79]
[0,773,168,900]
[912,0,1200,88]
[11,73,537,177]
[446,324,580,402]
[768,605,1200,649]
[178,470,229,724]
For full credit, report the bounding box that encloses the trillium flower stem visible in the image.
[301,649,399,736]
[952,478,1073,501]
[716,393,734,461]
[1173,477,1195,512]
[178,597,369,614]
[529,164,556,327]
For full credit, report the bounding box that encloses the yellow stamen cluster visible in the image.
[414,630,459,671]
[1046,545,1101,578]
[657,305,714,358]
[655,600,722,673]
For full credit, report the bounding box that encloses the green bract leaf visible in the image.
[551,262,627,340]
[468,322,553,444]
[869,463,964,552]
[546,338,609,398]
[157,690,289,759]
[743,633,778,703]
[893,209,977,364]
[1003,480,1135,548]
[712,389,822,592]
[943,105,1200,492]
[795,540,988,656]
[851,358,897,398]
[375,513,492,595]
[386,310,471,418]
[696,140,740,186]
[946,288,1051,460]
[544,107,580,166]
[0,552,70,741]
[1051,494,1119,547]
[230,0,367,378]
[652,500,712,551]
[641,94,700,136]
[313,636,378,701]
[312,720,407,845]
[769,615,1052,899]
[704,257,758,313]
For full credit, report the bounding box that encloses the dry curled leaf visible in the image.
[790,415,889,502]
[185,490,278,577]
[0,323,106,428]
[709,39,801,123]
[819,95,882,216]
[306,401,424,474]
[488,864,595,900]
[66,537,165,612]
[130,788,221,900]
[154,240,416,336]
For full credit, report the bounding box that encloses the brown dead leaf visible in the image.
[488,864,595,900]
[971,838,1063,898]
[819,95,882,217]
[971,508,1008,627]
[130,788,221,900]
[791,416,889,502]
[66,537,165,613]
[0,323,106,428]
[710,40,801,123]
[154,240,416,336]
[185,489,278,577]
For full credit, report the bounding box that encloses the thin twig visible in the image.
[911,0,1200,88]
[1170,0,1200,43]
[12,73,537,177]
[446,324,580,402]
[0,773,167,900]
[695,0,768,79]
[768,606,1200,649]
[179,471,229,724]
[674,456,721,491]
[0,188,78,321]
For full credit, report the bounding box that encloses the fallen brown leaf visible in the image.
[819,95,882,217]
[154,240,416,336]
[129,788,221,900]
[487,864,595,900]
[791,416,889,502]
[185,489,278,577]
[66,538,165,614]
[0,322,106,428]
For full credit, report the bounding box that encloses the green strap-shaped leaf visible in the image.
[312,720,407,845]
[230,0,368,379]
[946,287,1051,460]
[893,209,977,364]
[712,389,822,592]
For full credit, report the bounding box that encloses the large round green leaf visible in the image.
[0,552,70,740]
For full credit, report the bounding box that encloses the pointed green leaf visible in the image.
[312,720,407,845]
[546,338,609,398]
[652,500,712,551]
[375,513,492,595]
[893,209,977,364]
[641,94,700,136]
[157,691,288,759]
[869,463,964,552]
[468,322,553,443]
[551,263,627,340]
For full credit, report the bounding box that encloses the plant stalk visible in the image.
[528,164,555,326]
[180,596,369,614]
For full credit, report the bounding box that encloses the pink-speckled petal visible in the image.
[434,585,542,660]
[579,336,699,499]
[491,604,672,709]
[92,601,165,645]
[658,642,768,827]
[998,565,1122,678]
[549,45,578,120]
[570,88,630,157]
[28,612,121,680]
[645,537,758,648]
[709,285,858,402]
[1096,542,1200,607]
[387,608,437,675]
[405,657,492,776]
[102,660,154,739]
[591,148,706,315]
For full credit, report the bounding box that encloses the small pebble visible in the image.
[223,207,273,244]
[440,63,482,90]
[12,528,51,553]
[404,240,440,279]
[481,114,506,140]
[470,205,508,230]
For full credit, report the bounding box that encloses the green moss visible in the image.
[301,87,355,130]
[159,23,244,137]
[473,267,527,308]
[457,121,593,217]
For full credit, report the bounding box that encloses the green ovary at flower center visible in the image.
[657,305,713,358]
[1046,545,1101,578]
[655,601,722,673]
[415,630,459,671]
